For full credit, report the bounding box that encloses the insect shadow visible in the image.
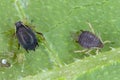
[74,22,111,55]
[15,21,45,53]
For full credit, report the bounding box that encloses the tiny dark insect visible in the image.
[15,21,39,52]
[78,30,103,49]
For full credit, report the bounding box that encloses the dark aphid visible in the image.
[15,21,39,52]
[78,30,103,49]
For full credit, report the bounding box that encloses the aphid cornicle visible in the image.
[78,30,103,49]
[15,21,39,52]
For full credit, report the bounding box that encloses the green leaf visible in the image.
[23,48,120,80]
[0,0,120,80]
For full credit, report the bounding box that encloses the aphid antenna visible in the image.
[14,0,27,21]
[97,32,103,43]
[20,21,35,31]
[19,21,29,28]
[86,22,95,34]
[24,23,36,31]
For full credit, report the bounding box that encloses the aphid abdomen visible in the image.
[78,31,103,49]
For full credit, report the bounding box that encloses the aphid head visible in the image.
[15,21,24,29]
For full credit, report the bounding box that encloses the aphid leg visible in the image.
[103,40,112,44]
[98,32,111,45]
[85,49,93,55]
[95,48,100,55]
[36,42,39,47]
[109,47,116,51]
[86,22,95,34]
[36,32,43,36]
[75,40,79,43]
[36,31,45,40]
[74,49,88,53]
[33,49,35,51]
[18,43,20,50]
[25,49,29,53]
[74,49,93,55]
[12,32,16,38]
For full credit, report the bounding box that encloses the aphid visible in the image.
[74,22,104,54]
[78,30,103,49]
[15,21,41,52]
